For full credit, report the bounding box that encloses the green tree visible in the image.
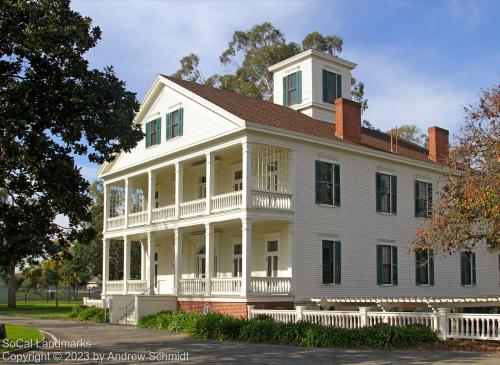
[60,246,93,300]
[172,22,368,107]
[413,86,500,254]
[40,257,62,307]
[388,124,428,147]
[0,0,143,307]
[21,264,42,296]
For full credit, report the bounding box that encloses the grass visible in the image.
[0,324,44,352]
[0,300,81,320]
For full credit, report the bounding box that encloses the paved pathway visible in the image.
[1,316,499,364]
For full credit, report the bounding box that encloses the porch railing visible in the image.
[127,280,148,293]
[251,191,292,211]
[107,216,125,230]
[105,280,124,294]
[180,199,206,218]
[128,211,148,227]
[448,313,500,340]
[211,191,243,212]
[210,278,242,295]
[179,278,205,295]
[251,277,291,295]
[152,205,176,223]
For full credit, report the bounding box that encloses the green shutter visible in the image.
[166,112,172,140]
[296,71,302,104]
[322,69,328,103]
[155,118,161,145]
[179,108,184,136]
[283,76,288,106]
[415,181,420,217]
[376,245,382,285]
[460,254,466,286]
[334,241,341,284]
[322,240,333,284]
[392,246,398,285]
[333,164,341,207]
[336,73,342,99]
[427,183,433,217]
[391,175,397,214]
[145,122,151,148]
[315,160,322,204]
[415,251,421,286]
[472,252,476,285]
[429,250,435,286]
[376,173,382,212]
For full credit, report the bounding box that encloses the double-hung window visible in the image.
[415,181,433,217]
[266,240,279,277]
[377,245,398,285]
[460,251,476,286]
[322,69,342,103]
[315,161,340,206]
[232,244,242,278]
[415,250,434,286]
[376,173,397,214]
[322,240,341,284]
[166,108,183,140]
[282,71,302,106]
[145,118,161,148]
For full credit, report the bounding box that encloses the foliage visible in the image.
[138,311,439,349]
[172,22,367,107]
[1,324,44,351]
[21,265,42,293]
[0,0,142,307]
[0,300,76,319]
[69,304,108,323]
[388,124,428,147]
[413,86,500,253]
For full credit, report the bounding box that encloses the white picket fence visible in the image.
[247,306,500,341]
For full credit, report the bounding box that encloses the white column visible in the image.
[102,238,109,295]
[140,240,146,280]
[241,218,252,296]
[437,308,450,340]
[242,142,252,209]
[123,236,130,295]
[205,223,214,295]
[289,149,295,207]
[287,221,294,282]
[148,170,156,224]
[175,162,183,219]
[205,152,214,214]
[124,178,130,228]
[359,307,370,327]
[174,228,182,295]
[147,231,155,294]
[103,183,110,232]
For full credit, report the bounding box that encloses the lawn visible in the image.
[0,300,80,320]
[0,324,44,352]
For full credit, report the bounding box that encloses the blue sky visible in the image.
[70,0,500,182]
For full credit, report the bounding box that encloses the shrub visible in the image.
[138,311,439,349]
[251,313,275,321]
[70,305,108,323]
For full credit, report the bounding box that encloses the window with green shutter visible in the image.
[415,181,433,217]
[283,71,301,106]
[315,160,340,206]
[322,240,341,284]
[166,108,183,140]
[323,69,342,103]
[376,173,397,214]
[145,121,151,148]
[377,244,398,285]
[461,251,476,286]
[145,118,161,148]
[415,250,434,286]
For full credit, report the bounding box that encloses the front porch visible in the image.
[102,219,294,299]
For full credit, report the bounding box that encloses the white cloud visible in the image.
[79,163,99,182]
[54,214,69,229]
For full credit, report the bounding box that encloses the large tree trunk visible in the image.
[7,260,16,308]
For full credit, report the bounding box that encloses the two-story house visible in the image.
[98,50,499,323]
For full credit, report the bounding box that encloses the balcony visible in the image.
[178,277,292,296]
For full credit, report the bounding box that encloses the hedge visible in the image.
[70,305,109,323]
[138,311,439,349]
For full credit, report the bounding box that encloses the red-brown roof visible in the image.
[164,76,432,163]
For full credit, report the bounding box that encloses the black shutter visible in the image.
[322,240,333,284]
[376,245,382,285]
[336,73,342,99]
[415,181,420,217]
[427,183,433,217]
[472,252,477,285]
[392,246,398,285]
[334,241,341,284]
[391,175,397,214]
[429,250,435,286]
[315,161,322,204]
[334,164,341,207]
[322,69,328,103]
[376,173,382,212]
[460,254,465,286]
[415,251,421,286]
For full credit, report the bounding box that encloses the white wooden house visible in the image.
[98,50,499,323]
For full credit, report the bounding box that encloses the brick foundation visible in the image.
[177,300,294,318]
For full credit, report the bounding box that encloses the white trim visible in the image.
[268,49,357,72]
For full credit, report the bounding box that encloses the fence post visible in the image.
[247,305,254,320]
[359,307,370,327]
[437,308,450,340]
[296,305,306,322]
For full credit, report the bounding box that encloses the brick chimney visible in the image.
[335,98,361,143]
[428,126,449,163]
